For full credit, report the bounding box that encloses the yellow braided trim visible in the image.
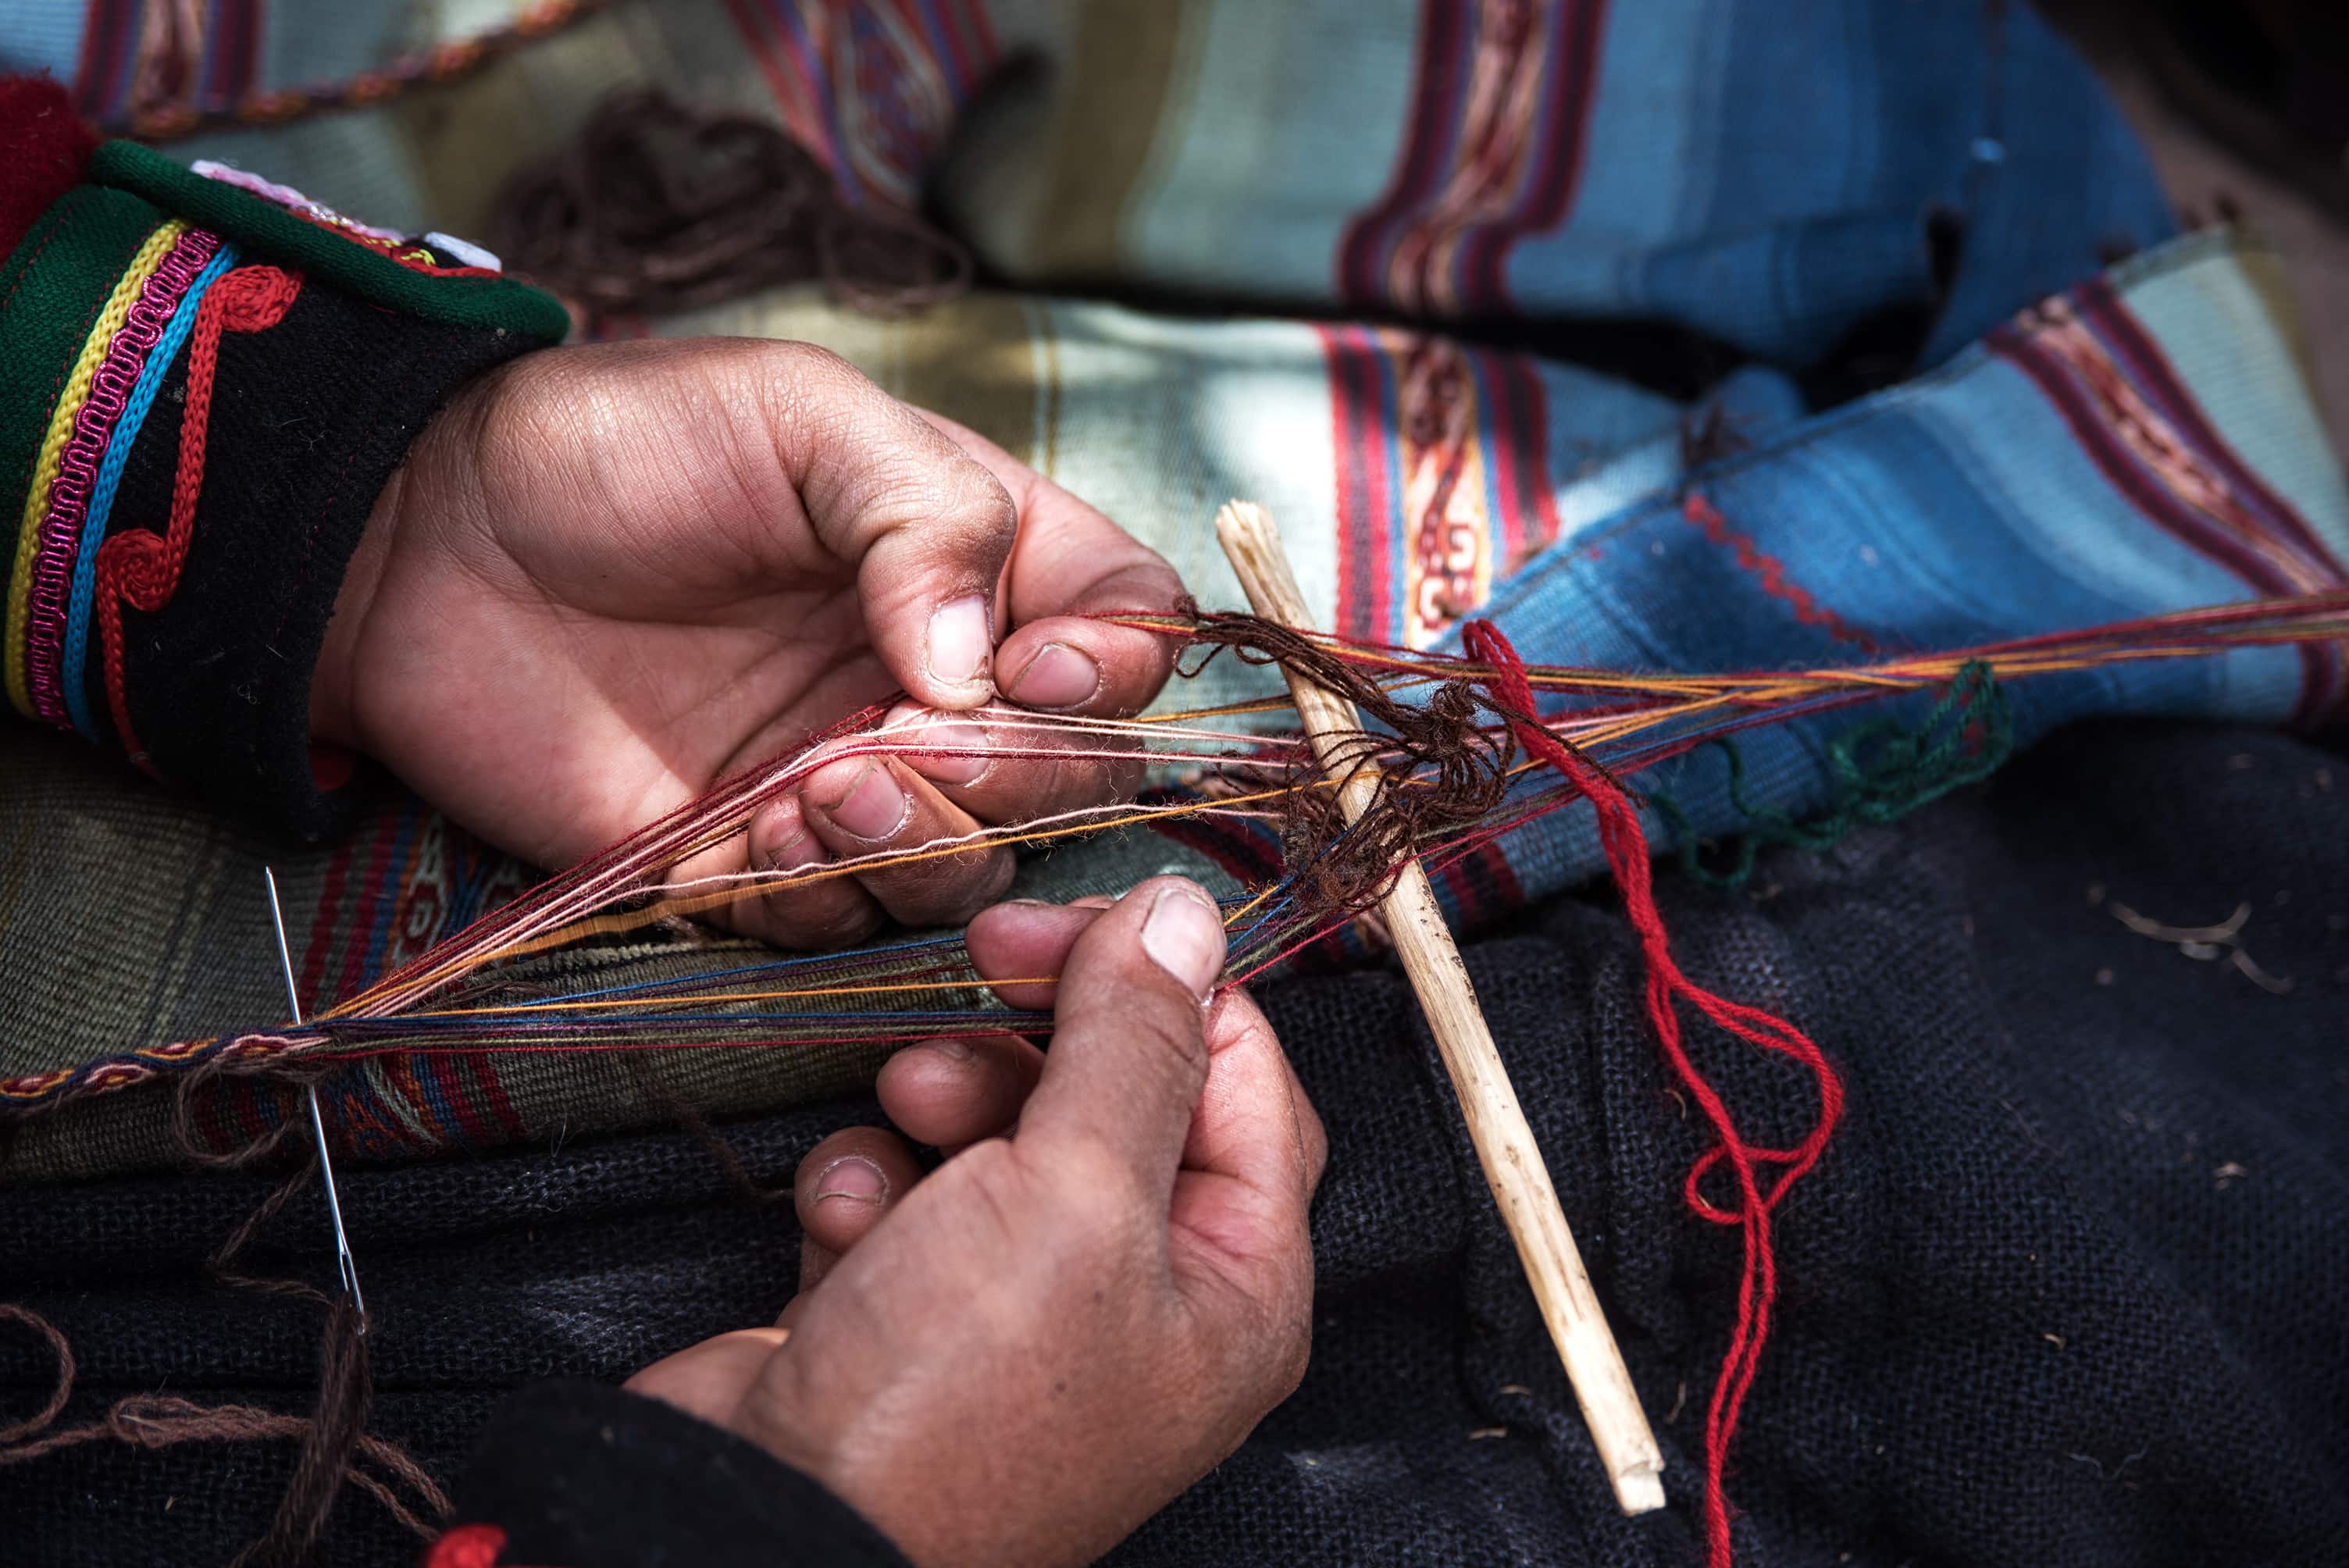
[4,219,189,718]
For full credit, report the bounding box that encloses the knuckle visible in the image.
[765,340,868,404]
[872,845,1016,926]
[768,891,882,950]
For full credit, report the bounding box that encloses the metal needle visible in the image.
[264,868,365,1327]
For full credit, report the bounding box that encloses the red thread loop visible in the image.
[1462,618,1844,1568]
[93,265,302,773]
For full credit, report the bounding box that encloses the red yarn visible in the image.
[0,77,98,258]
[94,265,302,772]
[422,1523,515,1568]
[1462,619,1843,1568]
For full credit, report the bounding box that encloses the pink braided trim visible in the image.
[24,227,223,725]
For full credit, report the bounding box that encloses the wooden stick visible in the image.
[1214,501,1666,1516]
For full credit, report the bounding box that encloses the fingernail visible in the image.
[1141,885,1225,1002]
[765,828,827,873]
[814,1156,886,1204]
[927,596,993,687]
[824,761,909,840]
[1007,642,1100,708]
[925,1037,975,1062]
[915,719,989,785]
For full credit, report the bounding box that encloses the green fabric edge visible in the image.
[0,185,166,603]
[87,141,569,344]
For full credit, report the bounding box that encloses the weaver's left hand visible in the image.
[308,338,1183,946]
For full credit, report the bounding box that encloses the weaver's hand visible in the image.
[310,338,1182,946]
[626,879,1328,1567]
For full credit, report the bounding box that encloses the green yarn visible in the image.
[1649,661,2012,889]
[87,141,570,344]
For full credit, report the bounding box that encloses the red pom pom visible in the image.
[0,75,100,259]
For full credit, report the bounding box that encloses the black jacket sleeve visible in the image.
[426,1381,912,1568]
[0,104,568,839]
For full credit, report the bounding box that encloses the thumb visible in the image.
[747,344,1017,709]
[1018,878,1228,1204]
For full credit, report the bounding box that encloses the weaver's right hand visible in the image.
[625,878,1328,1567]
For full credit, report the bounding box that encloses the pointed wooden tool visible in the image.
[1215,500,1665,1515]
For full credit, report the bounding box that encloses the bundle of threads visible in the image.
[9,587,2347,1111]
[6,588,2349,1564]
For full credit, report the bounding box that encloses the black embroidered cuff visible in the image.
[0,140,564,838]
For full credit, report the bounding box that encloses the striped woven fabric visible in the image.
[2,1,2342,1178]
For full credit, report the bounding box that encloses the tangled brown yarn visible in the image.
[490,89,973,320]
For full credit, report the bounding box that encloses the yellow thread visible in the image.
[5,221,188,717]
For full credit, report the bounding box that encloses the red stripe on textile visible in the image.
[73,0,134,119]
[949,0,998,73]
[918,0,991,92]
[300,836,358,1009]
[722,0,817,155]
[1336,0,1468,303]
[467,1050,526,1142]
[1680,492,1880,654]
[1987,326,2332,722]
[1360,333,1401,643]
[1483,350,1561,576]
[1459,0,1609,308]
[2072,283,2347,717]
[381,1053,452,1148]
[422,1049,494,1148]
[2074,280,2347,579]
[335,810,406,1010]
[1989,330,2284,589]
[1322,326,1373,642]
[1465,617,1841,1568]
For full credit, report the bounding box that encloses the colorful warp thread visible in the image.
[91,262,301,771]
[1467,618,1841,1568]
[5,590,2347,1563]
[24,223,220,725]
[4,219,184,718]
[3,589,2347,1115]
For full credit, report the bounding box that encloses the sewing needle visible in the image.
[263,867,366,1329]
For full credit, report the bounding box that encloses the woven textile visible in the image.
[2,1,2344,1171]
[7,226,2344,1174]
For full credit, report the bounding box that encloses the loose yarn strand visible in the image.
[0,1303,448,1550]
[1463,618,1844,1568]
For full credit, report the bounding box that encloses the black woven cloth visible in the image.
[5,718,2346,1566]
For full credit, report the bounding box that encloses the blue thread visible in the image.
[61,242,241,741]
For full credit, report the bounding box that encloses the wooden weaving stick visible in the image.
[1214,501,1666,1516]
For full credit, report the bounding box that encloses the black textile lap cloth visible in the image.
[4,718,2346,1567]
